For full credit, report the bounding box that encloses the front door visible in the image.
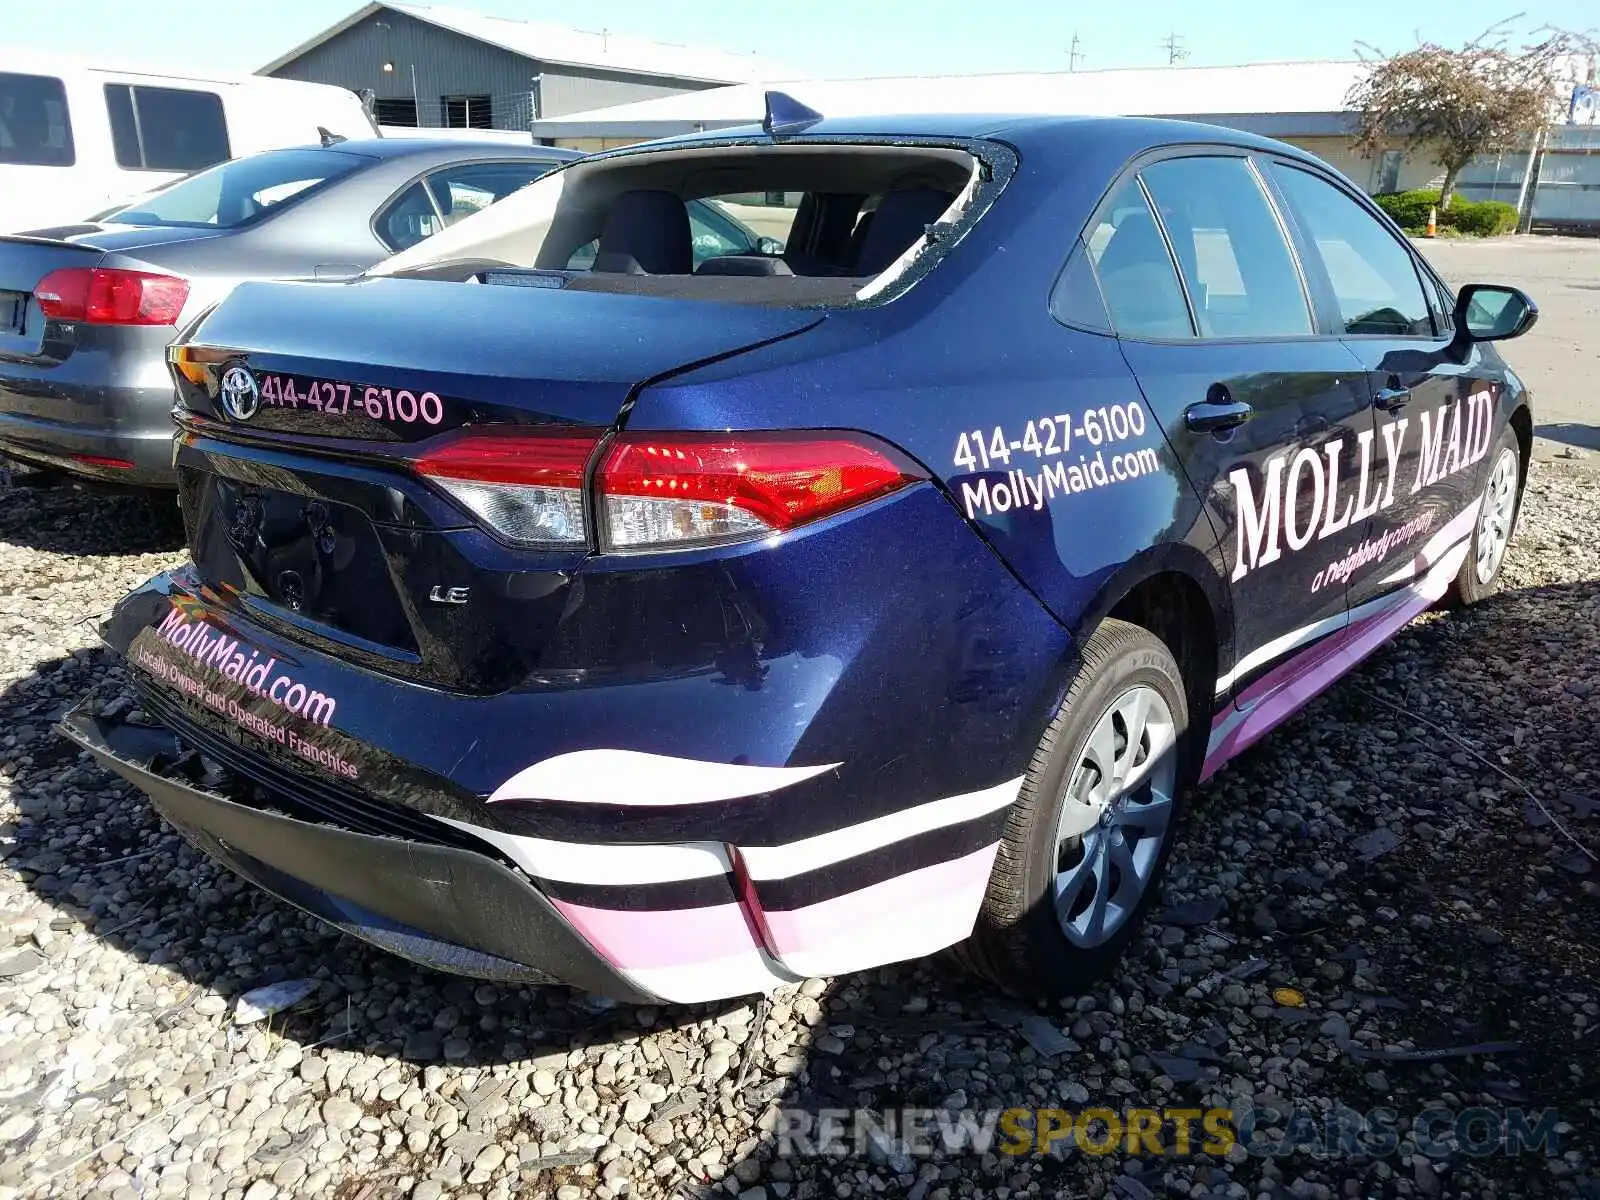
[1267,163,1499,619]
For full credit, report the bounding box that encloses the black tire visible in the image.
[955,618,1190,997]
[1450,425,1523,607]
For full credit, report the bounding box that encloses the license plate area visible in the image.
[192,476,418,654]
[0,292,24,336]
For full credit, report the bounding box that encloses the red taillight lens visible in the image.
[413,428,923,551]
[34,267,190,326]
[414,428,602,547]
[598,431,924,550]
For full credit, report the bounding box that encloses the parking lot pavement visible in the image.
[1416,234,1600,464]
[0,251,1595,1198]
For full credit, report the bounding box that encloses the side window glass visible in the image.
[424,161,553,227]
[1271,165,1435,337]
[105,85,140,169]
[104,84,230,172]
[1138,156,1312,338]
[0,72,74,167]
[688,203,754,264]
[1049,241,1111,333]
[1083,177,1192,339]
[376,183,442,252]
[134,87,228,171]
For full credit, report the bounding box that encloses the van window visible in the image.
[104,148,367,229]
[0,73,74,167]
[104,84,230,172]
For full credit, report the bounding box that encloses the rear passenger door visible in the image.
[1267,162,1495,617]
[1081,152,1379,703]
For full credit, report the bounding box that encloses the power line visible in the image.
[1068,33,1085,71]
[1160,31,1189,65]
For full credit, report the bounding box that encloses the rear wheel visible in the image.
[957,618,1189,996]
[1451,426,1522,606]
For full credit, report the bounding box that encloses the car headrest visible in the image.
[594,189,692,275]
[694,255,795,277]
[852,189,955,276]
[1096,211,1170,280]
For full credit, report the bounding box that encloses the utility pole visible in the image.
[1068,33,1085,71]
[1160,32,1189,65]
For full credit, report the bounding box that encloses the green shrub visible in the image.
[1371,189,1518,237]
[1373,188,1441,232]
[1447,199,1519,237]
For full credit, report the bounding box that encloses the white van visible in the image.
[0,51,378,233]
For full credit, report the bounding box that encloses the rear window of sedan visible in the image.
[372,140,1005,309]
[103,148,369,229]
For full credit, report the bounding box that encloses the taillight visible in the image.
[34,267,190,326]
[415,428,601,547]
[598,431,923,549]
[414,428,923,551]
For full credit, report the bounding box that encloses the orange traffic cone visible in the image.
[1425,206,1438,237]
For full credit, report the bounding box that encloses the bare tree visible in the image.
[1346,20,1594,207]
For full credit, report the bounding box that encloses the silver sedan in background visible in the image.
[0,137,580,489]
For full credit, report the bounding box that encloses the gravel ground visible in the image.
[0,463,1595,1200]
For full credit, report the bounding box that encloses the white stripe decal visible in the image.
[739,776,1022,880]
[1214,609,1349,696]
[1215,498,1482,696]
[432,818,731,886]
[434,775,1022,887]
[488,749,841,807]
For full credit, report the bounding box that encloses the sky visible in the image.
[6,0,1596,79]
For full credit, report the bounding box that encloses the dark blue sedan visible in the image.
[64,101,1537,1003]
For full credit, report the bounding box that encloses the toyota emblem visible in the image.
[219,366,261,421]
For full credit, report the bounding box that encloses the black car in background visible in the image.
[0,138,579,488]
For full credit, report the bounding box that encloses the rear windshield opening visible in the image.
[103,147,369,229]
[377,142,988,308]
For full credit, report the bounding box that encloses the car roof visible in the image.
[636,113,1321,166]
[282,138,585,162]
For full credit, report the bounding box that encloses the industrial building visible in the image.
[521,61,1431,185]
[259,1,786,131]
[523,58,1600,228]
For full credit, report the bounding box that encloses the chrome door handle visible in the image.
[1185,399,1255,433]
[1374,384,1412,413]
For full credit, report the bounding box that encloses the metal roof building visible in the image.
[260,2,789,132]
[525,61,1415,181]
[521,60,1439,190]
[525,57,1600,213]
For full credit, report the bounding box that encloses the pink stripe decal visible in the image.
[1231,602,1394,713]
[1202,534,1470,780]
[550,900,758,971]
[760,842,998,956]
[550,843,1002,984]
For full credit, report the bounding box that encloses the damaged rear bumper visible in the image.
[57,702,659,1004]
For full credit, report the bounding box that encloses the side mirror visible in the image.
[1455,283,1538,343]
[757,236,785,256]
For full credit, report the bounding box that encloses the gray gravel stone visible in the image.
[0,382,1598,1200]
